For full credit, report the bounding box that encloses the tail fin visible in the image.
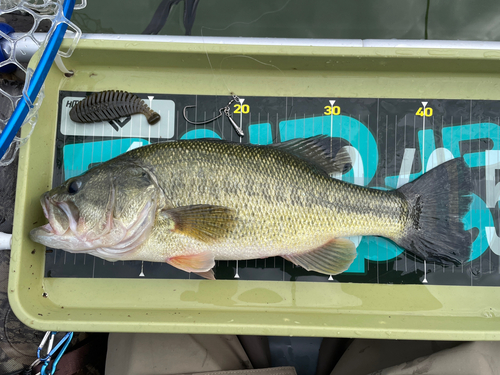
[394,158,472,265]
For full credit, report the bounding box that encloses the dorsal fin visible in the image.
[273,136,351,175]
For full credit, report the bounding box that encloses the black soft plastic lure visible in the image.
[69,90,161,125]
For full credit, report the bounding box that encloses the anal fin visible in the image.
[194,270,216,280]
[282,238,357,275]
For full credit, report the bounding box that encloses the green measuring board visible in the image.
[46,91,500,286]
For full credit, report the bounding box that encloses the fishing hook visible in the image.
[182,106,224,125]
[183,94,245,137]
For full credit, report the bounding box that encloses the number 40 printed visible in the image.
[416,107,433,117]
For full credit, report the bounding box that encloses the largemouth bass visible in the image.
[30,138,472,279]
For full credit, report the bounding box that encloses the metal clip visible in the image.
[27,331,54,374]
[31,331,74,375]
[223,106,245,137]
[183,94,245,137]
[37,331,56,362]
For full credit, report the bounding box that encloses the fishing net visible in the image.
[0,1,84,371]
[0,0,85,166]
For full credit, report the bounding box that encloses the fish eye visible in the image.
[68,179,82,194]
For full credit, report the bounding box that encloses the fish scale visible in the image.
[123,140,406,260]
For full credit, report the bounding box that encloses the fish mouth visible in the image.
[31,191,156,257]
[30,193,79,247]
[32,223,55,235]
[29,222,71,247]
[40,193,77,236]
[33,192,101,249]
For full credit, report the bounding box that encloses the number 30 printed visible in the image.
[324,105,341,115]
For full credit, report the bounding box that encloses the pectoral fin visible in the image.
[282,238,357,275]
[161,204,237,243]
[167,251,215,276]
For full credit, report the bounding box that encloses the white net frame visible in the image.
[0,0,85,166]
